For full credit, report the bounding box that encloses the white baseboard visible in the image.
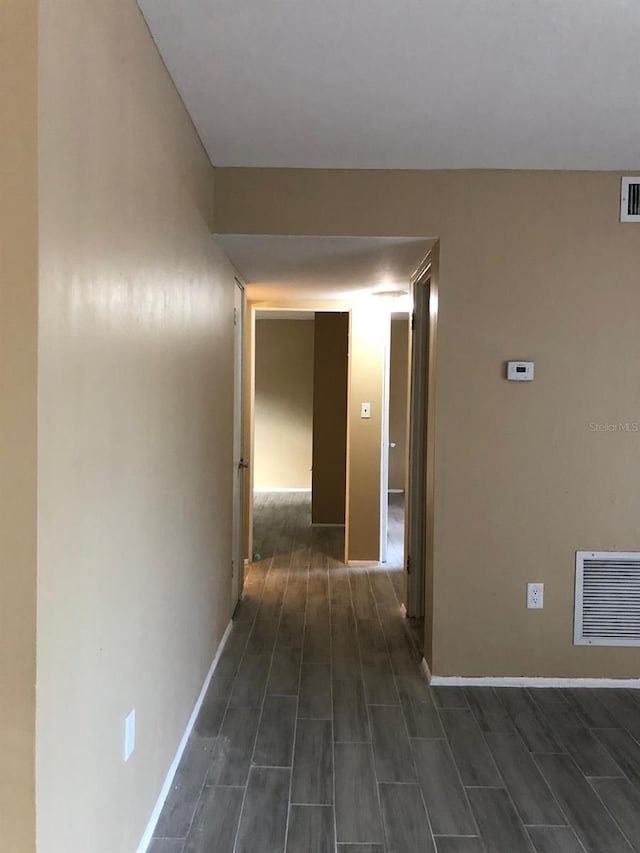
[136,619,234,853]
[347,559,380,567]
[420,661,640,689]
[253,488,311,493]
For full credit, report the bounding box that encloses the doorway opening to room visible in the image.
[402,256,438,656]
[384,309,411,589]
[251,308,349,573]
[376,254,436,654]
[219,234,438,662]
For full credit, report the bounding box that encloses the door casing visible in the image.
[232,279,246,606]
[404,251,438,622]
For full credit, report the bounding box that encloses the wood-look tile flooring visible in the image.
[150,493,640,853]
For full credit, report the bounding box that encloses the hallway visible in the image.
[150,494,640,853]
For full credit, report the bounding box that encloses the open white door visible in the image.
[232,279,246,606]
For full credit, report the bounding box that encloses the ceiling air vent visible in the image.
[575,551,640,646]
[620,177,640,222]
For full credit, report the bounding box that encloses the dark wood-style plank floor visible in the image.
[150,493,640,853]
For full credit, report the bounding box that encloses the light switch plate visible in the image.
[124,709,136,762]
[361,402,371,419]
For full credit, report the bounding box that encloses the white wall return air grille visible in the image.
[620,177,640,222]
[575,551,640,647]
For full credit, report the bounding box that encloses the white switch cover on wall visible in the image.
[527,583,544,609]
[361,402,371,419]
[124,709,136,762]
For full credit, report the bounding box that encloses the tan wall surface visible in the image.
[312,313,348,524]
[346,304,388,561]
[37,3,235,851]
[254,319,314,490]
[0,2,38,849]
[389,316,409,492]
[215,167,640,678]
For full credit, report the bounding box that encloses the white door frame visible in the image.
[232,279,246,606]
[404,255,433,619]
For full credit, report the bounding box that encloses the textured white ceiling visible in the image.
[139,0,640,170]
[217,235,432,300]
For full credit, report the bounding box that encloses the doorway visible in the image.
[404,255,438,642]
[251,309,350,568]
[252,310,315,565]
[222,233,437,664]
[384,311,411,571]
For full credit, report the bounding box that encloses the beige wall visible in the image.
[389,315,409,492]
[215,167,640,678]
[0,2,38,849]
[312,313,349,524]
[37,3,236,852]
[346,304,389,561]
[254,319,314,490]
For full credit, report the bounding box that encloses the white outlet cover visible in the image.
[527,583,544,609]
[361,402,371,419]
[124,709,136,762]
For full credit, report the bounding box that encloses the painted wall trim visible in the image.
[136,619,234,853]
[347,560,380,567]
[421,661,640,689]
[253,488,312,493]
[421,656,432,683]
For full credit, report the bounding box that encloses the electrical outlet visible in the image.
[124,709,136,762]
[361,402,371,419]
[527,583,544,609]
